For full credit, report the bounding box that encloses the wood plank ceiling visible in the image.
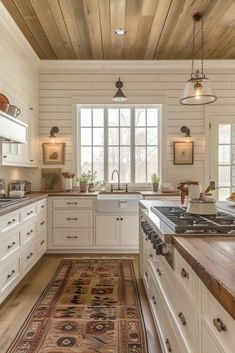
[2,0,235,60]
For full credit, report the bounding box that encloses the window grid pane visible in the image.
[79,106,159,184]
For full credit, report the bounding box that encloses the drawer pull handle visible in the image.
[213,318,227,332]
[157,268,162,276]
[40,221,45,225]
[27,252,33,260]
[67,202,78,205]
[41,205,45,208]
[40,240,45,245]
[67,218,78,221]
[67,236,78,239]
[149,254,153,258]
[165,338,172,352]
[7,270,15,279]
[181,268,189,279]
[8,218,16,225]
[27,230,34,236]
[8,241,16,249]
[152,296,156,305]
[27,210,34,216]
[144,271,148,278]
[178,312,186,325]
[145,237,148,241]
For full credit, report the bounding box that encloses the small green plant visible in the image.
[151,173,160,184]
[76,171,98,184]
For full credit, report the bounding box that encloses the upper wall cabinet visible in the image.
[0,99,38,167]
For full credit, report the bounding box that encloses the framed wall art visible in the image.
[42,143,65,165]
[41,168,62,192]
[173,141,194,165]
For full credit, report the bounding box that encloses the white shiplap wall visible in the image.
[0,3,39,189]
[38,60,235,189]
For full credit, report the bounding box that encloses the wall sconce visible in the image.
[49,126,59,143]
[181,126,191,142]
[112,78,127,102]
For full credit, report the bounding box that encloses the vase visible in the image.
[64,178,72,191]
[88,183,95,192]
[152,183,159,192]
[80,182,88,192]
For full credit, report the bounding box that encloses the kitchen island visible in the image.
[140,199,235,353]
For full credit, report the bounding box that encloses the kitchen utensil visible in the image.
[7,105,21,118]
[177,181,199,204]
[0,93,9,112]
[187,198,217,215]
[8,180,31,194]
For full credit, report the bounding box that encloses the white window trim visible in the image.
[73,103,163,189]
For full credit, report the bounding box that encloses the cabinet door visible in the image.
[95,215,119,246]
[1,143,27,165]
[120,215,138,246]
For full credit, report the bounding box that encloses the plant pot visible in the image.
[152,183,159,192]
[79,182,88,192]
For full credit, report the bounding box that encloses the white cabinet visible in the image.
[201,324,224,353]
[0,197,47,304]
[48,197,95,250]
[96,215,119,246]
[95,214,138,248]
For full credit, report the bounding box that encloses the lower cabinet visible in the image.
[201,324,224,353]
[0,197,47,304]
[95,214,138,248]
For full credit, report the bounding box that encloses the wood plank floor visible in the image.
[0,254,162,353]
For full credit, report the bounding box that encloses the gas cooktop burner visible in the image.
[0,196,29,208]
[150,206,235,233]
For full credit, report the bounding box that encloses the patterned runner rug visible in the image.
[7,258,148,353]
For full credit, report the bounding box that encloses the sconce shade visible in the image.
[112,78,127,102]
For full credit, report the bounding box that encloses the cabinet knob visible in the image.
[116,218,119,221]
[213,318,227,332]
[120,217,123,221]
[181,268,189,279]
[165,339,172,352]
[144,271,148,278]
[178,312,186,325]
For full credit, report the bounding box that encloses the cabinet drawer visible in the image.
[151,257,199,353]
[37,199,47,214]
[53,228,93,246]
[36,214,47,234]
[21,220,36,243]
[150,271,183,353]
[201,284,235,353]
[21,239,36,271]
[0,211,20,233]
[53,198,94,209]
[174,249,200,309]
[37,232,47,255]
[0,256,20,295]
[0,229,20,262]
[53,210,93,227]
[202,324,225,353]
[20,204,37,221]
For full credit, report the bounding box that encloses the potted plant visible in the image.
[76,172,90,192]
[151,173,160,192]
[87,171,98,192]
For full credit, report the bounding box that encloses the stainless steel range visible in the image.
[139,201,235,268]
[0,197,29,208]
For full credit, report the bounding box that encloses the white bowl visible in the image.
[9,190,25,198]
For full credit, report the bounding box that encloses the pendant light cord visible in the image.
[201,16,204,76]
[191,18,196,78]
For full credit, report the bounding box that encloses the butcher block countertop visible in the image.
[173,236,235,319]
[0,192,48,216]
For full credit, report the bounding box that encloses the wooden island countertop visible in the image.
[173,235,235,319]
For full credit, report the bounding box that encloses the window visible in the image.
[78,106,160,184]
[210,116,235,200]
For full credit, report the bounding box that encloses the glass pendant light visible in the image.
[112,78,127,102]
[180,13,217,106]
